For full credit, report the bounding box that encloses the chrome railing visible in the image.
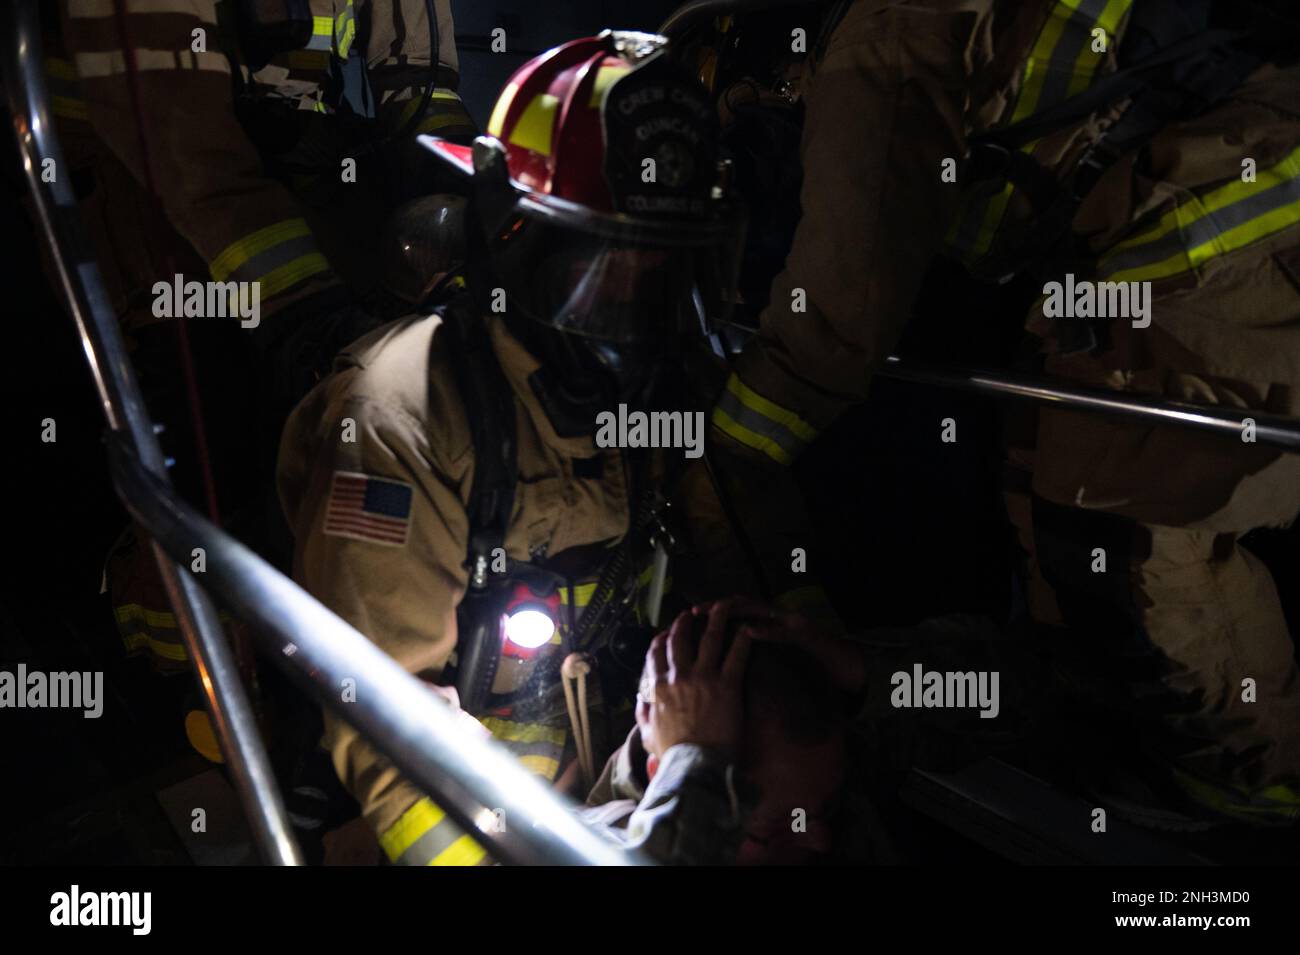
[879,357,1300,452]
[2,0,632,867]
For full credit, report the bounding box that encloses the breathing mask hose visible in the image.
[454,589,501,716]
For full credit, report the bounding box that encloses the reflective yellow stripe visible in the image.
[508,94,561,156]
[258,252,332,300]
[380,797,444,860]
[558,581,599,608]
[1099,144,1300,283]
[517,754,560,778]
[211,219,311,280]
[430,833,490,866]
[712,374,816,465]
[946,0,1133,262]
[306,16,334,51]
[209,219,331,298]
[1011,1,1079,124]
[1066,0,1130,97]
[726,375,817,443]
[712,404,793,466]
[481,717,565,782]
[479,717,566,747]
[334,0,357,60]
[116,603,242,662]
[380,797,491,866]
[121,631,189,662]
[116,602,177,631]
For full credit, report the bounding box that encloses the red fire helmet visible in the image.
[420,31,745,346]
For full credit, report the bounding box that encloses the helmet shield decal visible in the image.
[599,52,720,219]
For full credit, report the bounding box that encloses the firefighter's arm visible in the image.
[59,0,338,314]
[718,3,968,451]
[279,380,488,865]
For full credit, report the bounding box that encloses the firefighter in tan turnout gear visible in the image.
[277,33,750,864]
[700,0,1300,824]
[49,1,475,681]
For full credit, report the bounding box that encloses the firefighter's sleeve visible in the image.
[60,0,337,313]
[721,4,968,446]
[278,383,487,865]
[619,745,752,865]
[700,4,969,612]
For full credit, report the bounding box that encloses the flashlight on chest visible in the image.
[502,583,561,655]
[456,574,561,714]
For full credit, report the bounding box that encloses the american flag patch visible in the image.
[323,471,413,546]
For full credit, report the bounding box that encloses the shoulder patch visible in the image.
[323,471,413,547]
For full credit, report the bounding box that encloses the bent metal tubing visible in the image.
[107,439,636,866]
[4,0,633,866]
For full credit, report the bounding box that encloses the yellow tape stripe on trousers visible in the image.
[380,718,566,865]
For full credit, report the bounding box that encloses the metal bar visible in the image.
[2,0,302,865]
[879,356,1300,452]
[107,438,638,866]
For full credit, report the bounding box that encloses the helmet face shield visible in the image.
[487,193,745,345]
[424,34,746,348]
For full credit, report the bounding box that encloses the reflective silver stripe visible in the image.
[334,1,356,57]
[1100,170,1300,280]
[305,16,333,51]
[1036,0,1111,112]
[222,231,320,284]
[946,0,1132,262]
[394,816,472,867]
[73,48,231,79]
[713,386,808,461]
